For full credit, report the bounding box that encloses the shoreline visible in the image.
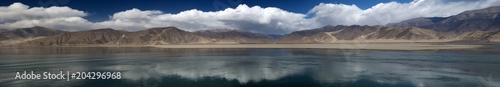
[2,43,493,51]
[150,43,489,51]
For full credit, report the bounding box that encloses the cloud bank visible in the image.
[1,0,500,34]
[95,5,316,33]
[0,3,92,31]
[309,0,500,26]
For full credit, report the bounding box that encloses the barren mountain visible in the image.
[388,6,500,32]
[0,26,65,40]
[10,6,500,46]
[385,6,500,42]
[278,25,443,43]
[194,29,273,44]
[0,26,65,46]
[488,31,500,42]
[19,27,213,46]
[19,28,128,46]
[386,17,448,28]
[115,27,212,45]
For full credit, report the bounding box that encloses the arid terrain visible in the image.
[1,6,500,48]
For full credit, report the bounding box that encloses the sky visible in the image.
[1,0,500,34]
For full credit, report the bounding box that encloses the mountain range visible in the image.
[280,6,500,43]
[1,6,500,46]
[194,29,274,44]
[387,6,500,32]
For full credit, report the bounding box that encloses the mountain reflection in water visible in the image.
[0,46,499,87]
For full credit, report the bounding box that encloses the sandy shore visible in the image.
[4,43,488,51]
[151,43,488,51]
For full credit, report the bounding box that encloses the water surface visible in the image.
[0,44,499,87]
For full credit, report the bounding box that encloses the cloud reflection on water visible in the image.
[0,47,499,87]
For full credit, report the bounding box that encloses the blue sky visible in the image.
[0,0,499,34]
[1,0,412,22]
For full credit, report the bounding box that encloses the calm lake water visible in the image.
[0,44,500,87]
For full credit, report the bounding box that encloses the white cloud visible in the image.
[309,0,500,26]
[1,0,500,34]
[95,5,317,34]
[2,17,93,31]
[0,2,92,31]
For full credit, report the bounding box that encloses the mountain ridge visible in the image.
[4,5,500,46]
[194,29,274,44]
[388,6,500,32]
[277,25,449,43]
[0,26,65,40]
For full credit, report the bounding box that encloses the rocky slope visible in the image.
[489,31,500,42]
[19,27,213,46]
[0,26,65,46]
[388,6,500,32]
[194,29,273,44]
[115,27,212,45]
[278,25,444,43]
[385,6,500,42]
[386,17,448,28]
[0,26,65,40]
[19,28,127,46]
[9,6,500,46]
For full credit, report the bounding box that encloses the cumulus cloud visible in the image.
[309,0,500,26]
[1,0,500,34]
[0,2,92,31]
[95,5,316,34]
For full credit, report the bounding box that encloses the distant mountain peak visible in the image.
[91,28,117,31]
[196,29,256,34]
[15,26,54,31]
[147,27,186,32]
[204,29,238,32]
[460,6,500,14]
[0,26,65,41]
[323,25,335,28]
[150,26,180,29]
[193,29,273,43]
[388,5,500,31]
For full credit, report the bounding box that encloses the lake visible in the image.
[0,44,499,87]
